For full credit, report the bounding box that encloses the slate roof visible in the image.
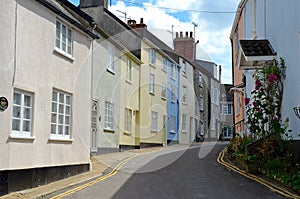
[35,0,99,38]
[239,40,276,57]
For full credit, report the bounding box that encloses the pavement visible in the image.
[0,146,164,199]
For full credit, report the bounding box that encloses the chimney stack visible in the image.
[173,31,195,60]
[80,0,108,8]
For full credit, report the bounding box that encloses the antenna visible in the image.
[117,10,128,22]
[192,22,199,60]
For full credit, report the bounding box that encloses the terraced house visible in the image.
[0,0,98,195]
[80,0,143,153]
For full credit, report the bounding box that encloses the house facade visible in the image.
[193,61,210,141]
[0,0,98,195]
[178,57,198,144]
[231,0,300,146]
[80,0,143,153]
[220,84,234,140]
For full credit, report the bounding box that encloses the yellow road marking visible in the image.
[217,148,300,199]
[50,155,136,199]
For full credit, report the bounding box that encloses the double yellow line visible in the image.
[50,155,136,199]
[217,148,300,199]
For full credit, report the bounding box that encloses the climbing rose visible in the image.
[269,74,277,83]
[245,98,250,106]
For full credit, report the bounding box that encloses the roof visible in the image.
[221,84,234,102]
[238,39,277,69]
[35,0,99,39]
[240,40,276,57]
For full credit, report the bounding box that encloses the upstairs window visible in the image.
[171,64,176,79]
[171,86,176,102]
[56,20,73,56]
[107,44,115,72]
[124,108,132,132]
[150,49,156,66]
[161,83,167,99]
[126,58,132,81]
[162,57,167,71]
[199,97,204,111]
[150,73,155,94]
[182,61,187,75]
[199,74,203,87]
[182,86,187,103]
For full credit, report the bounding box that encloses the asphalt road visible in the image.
[51,142,287,199]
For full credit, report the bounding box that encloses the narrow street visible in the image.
[48,142,287,199]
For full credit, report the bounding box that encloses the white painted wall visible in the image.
[0,0,92,170]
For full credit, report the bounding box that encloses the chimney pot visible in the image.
[185,31,188,37]
[180,31,183,38]
[190,31,193,38]
[176,32,179,38]
[140,18,144,24]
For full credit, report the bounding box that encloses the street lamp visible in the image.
[293,106,300,119]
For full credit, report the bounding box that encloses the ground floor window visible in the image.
[170,115,175,132]
[151,111,158,131]
[12,90,33,137]
[223,127,233,138]
[51,89,72,139]
[125,108,132,132]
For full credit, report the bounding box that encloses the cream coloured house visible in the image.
[0,0,98,195]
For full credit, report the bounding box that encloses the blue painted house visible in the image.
[167,59,180,144]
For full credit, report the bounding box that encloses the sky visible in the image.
[70,0,240,84]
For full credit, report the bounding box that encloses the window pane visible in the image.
[59,104,64,113]
[23,121,30,131]
[66,95,71,105]
[52,102,57,112]
[65,116,70,124]
[65,126,70,135]
[59,93,64,103]
[51,113,57,123]
[58,125,63,134]
[23,108,31,119]
[52,91,57,102]
[51,124,56,134]
[12,119,20,131]
[59,115,64,124]
[13,93,21,105]
[13,106,21,118]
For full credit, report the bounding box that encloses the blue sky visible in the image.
[70,0,240,83]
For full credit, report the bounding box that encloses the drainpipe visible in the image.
[12,0,18,86]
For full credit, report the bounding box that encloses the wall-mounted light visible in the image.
[293,106,300,119]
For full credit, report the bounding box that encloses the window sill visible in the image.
[104,128,115,133]
[171,77,176,81]
[161,68,167,73]
[149,92,155,96]
[151,130,158,133]
[54,48,74,61]
[161,96,167,100]
[182,102,187,105]
[126,80,132,85]
[169,131,176,134]
[182,73,187,78]
[9,134,35,140]
[150,63,156,68]
[106,68,115,75]
[123,131,132,136]
[49,136,73,143]
[181,131,187,133]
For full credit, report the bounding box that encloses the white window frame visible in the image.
[182,61,187,75]
[150,73,155,94]
[170,115,176,133]
[199,74,203,87]
[171,86,176,102]
[126,57,132,82]
[55,20,73,57]
[182,86,187,104]
[51,90,72,139]
[171,64,176,79]
[107,44,115,72]
[12,90,33,138]
[151,111,158,131]
[221,103,233,115]
[125,108,132,132]
[224,127,233,138]
[161,83,167,99]
[150,48,156,66]
[199,97,204,111]
[182,114,187,132]
[162,57,167,71]
[211,115,216,130]
[200,122,205,136]
[104,101,114,131]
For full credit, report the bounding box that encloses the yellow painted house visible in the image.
[119,52,143,149]
[138,39,168,146]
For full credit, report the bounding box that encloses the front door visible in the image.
[91,100,98,152]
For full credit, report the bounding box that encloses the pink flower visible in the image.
[268,74,277,83]
[273,115,279,121]
[255,79,262,89]
[245,98,250,106]
[253,101,257,107]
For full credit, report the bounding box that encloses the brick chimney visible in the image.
[173,31,195,60]
[80,0,108,8]
[128,18,147,29]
